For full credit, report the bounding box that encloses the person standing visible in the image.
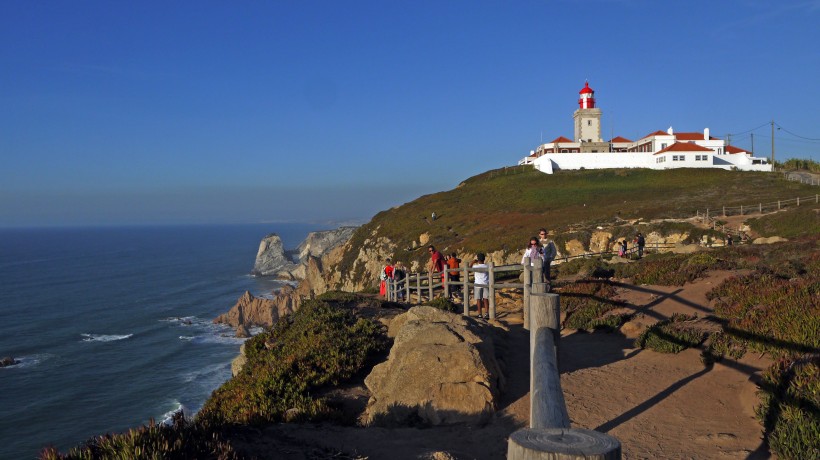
[428,245,444,276]
[472,253,489,319]
[447,252,462,298]
[393,261,407,300]
[538,228,558,285]
[379,258,393,298]
[635,233,646,258]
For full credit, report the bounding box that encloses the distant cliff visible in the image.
[250,227,358,279]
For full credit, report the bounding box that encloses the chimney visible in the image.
[667,126,674,135]
[704,128,710,140]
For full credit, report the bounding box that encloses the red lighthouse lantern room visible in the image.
[578,81,595,109]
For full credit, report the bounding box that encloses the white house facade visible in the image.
[520,82,773,174]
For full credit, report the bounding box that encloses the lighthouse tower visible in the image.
[573,81,604,150]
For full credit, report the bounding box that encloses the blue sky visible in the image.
[2,1,819,227]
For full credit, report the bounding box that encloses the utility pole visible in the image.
[751,133,754,155]
[771,120,775,166]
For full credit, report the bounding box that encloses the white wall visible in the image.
[531,151,773,173]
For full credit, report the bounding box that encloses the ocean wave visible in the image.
[80,333,133,343]
[159,401,188,426]
[165,315,258,345]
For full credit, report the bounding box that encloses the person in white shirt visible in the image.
[472,253,489,319]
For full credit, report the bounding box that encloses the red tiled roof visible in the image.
[609,136,633,143]
[640,130,671,139]
[725,145,747,154]
[550,136,574,143]
[674,132,719,141]
[654,142,714,155]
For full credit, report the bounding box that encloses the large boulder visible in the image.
[251,234,297,276]
[363,306,504,427]
[214,289,296,331]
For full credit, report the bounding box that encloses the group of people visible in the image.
[617,232,646,258]
[378,258,407,300]
[521,228,558,288]
[380,229,654,318]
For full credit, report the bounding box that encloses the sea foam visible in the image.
[80,333,133,343]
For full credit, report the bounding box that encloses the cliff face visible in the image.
[214,289,297,334]
[251,234,295,276]
[251,227,359,280]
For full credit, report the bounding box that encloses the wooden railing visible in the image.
[695,194,819,221]
[386,244,674,314]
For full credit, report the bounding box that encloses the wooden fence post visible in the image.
[740,205,743,215]
[797,196,800,206]
[722,206,725,217]
[759,203,762,213]
[416,273,422,303]
[778,200,781,209]
[462,263,470,316]
[488,262,496,320]
[509,291,621,460]
[443,270,450,299]
[405,275,410,303]
[427,271,434,301]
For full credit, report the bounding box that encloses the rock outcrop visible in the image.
[251,234,296,276]
[296,227,358,261]
[251,227,359,280]
[363,306,504,427]
[214,289,297,334]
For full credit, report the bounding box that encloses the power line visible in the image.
[724,122,770,137]
[774,122,820,141]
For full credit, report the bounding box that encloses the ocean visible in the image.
[0,223,323,459]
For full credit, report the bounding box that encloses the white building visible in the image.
[520,82,772,174]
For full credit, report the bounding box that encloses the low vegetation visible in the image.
[199,299,388,425]
[755,356,820,459]
[423,297,459,313]
[555,280,628,331]
[636,313,707,354]
[746,204,820,239]
[777,158,820,173]
[40,414,239,460]
[337,167,815,285]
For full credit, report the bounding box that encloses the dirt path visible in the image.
[231,270,771,459]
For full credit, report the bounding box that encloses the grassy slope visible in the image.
[339,167,817,277]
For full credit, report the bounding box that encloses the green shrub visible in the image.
[747,205,820,239]
[556,280,629,331]
[39,414,238,460]
[708,272,819,356]
[316,290,360,304]
[614,252,735,286]
[637,314,706,353]
[701,331,747,365]
[198,300,388,425]
[423,297,458,313]
[756,356,820,459]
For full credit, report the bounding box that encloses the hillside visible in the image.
[330,167,818,289]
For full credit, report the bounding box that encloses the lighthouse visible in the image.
[573,80,604,149]
[578,81,596,109]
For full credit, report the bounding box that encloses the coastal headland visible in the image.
[42,167,819,459]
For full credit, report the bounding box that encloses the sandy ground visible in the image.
[229,270,772,459]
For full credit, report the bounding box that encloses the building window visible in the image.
[587,120,591,126]
[661,143,667,150]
